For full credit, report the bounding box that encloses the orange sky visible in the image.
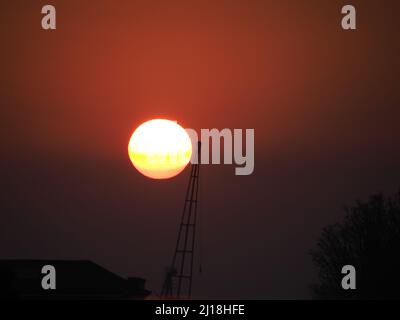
[2,0,398,159]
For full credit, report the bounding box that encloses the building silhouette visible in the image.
[0,259,150,300]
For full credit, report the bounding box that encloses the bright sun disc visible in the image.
[128,119,192,179]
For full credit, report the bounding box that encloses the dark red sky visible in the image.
[1,0,400,298]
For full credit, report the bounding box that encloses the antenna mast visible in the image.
[161,141,201,299]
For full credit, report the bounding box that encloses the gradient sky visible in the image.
[1,0,400,298]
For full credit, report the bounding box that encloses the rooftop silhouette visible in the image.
[0,259,150,300]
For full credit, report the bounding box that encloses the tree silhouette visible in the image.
[310,192,400,299]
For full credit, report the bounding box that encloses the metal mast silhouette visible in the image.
[161,141,201,299]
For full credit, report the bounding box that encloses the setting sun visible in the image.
[128,119,192,179]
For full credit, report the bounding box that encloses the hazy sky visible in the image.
[1,0,399,298]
